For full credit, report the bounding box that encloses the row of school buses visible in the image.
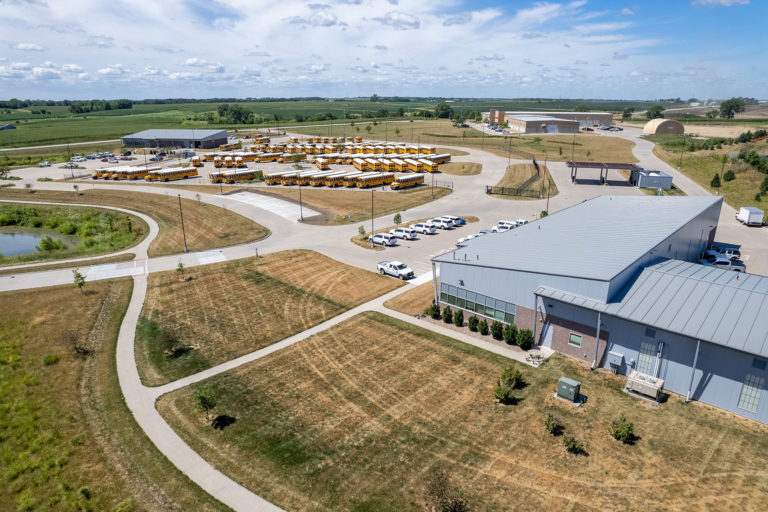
[262,169,425,190]
[204,150,451,172]
[91,165,199,181]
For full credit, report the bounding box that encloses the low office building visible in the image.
[432,196,768,425]
[506,115,579,134]
[121,129,227,149]
[485,111,613,131]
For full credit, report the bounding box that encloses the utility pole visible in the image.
[370,189,374,248]
[177,194,188,253]
[545,157,550,214]
[431,171,435,199]
[678,135,686,169]
[299,181,304,221]
[571,134,576,162]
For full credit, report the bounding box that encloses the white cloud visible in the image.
[443,12,472,26]
[692,0,748,5]
[620,8,634,15]
[285,10,345,27]
[185,58,225,73]
[11,42,44,51]
[97,64,128,76]
[61,64,83,73]
[83,35,115,49]
[473,54,505,62]
[373,11,420,30]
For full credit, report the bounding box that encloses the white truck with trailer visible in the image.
[377,261,415,280]
[736,207,764,226]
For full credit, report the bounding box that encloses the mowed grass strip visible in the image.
[252,186,452,225]
[158,311,768,511]
[0,188,269,257]
[437,162,482,176]
[492,163,559,199]
[383,280,437,316]
[0,280,227,511]
[137,250,402,385]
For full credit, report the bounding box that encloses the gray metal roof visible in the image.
[536,259,768,358]
[433,195,723,281]
[122,129,226,140]
[509,115,577,122]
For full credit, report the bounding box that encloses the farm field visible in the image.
[136,251,402,385]
[0,188,268,257]
[0,280,226,512]
[158,311,768,511]
[253,186,452,225]
[290,120,638,163]
[383,280,436,315]
[491,163,558,200]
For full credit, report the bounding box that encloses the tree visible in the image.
[710,173,721,188]
[621,108,635,121]
[500,365,524,389]
[609,414,636,444]
[442,306,453,324]
[393,213,401,225]
[502,324,517,345]
[0,164,10,179]
[194,388,217,423]
[646,105,665,120]
[540,210,548,218]
[516,329,534,350]
[723,170,735,182]
[705,110,718,119]
[176,261,185,278]
[719,98,745,119]
[365,125,372,134]
[73,184,79,195]
[370,93,379,103]
[72,267,85,294]
[423,470,469,512]
[573,103,590,112]
[544,414,563,436]
[563,435,585,455]
[478,319,489,336]
[434,101,453,119]
[468,315,479,332]
[490,321,503,340]
[358,225,366,238]
[453,309,464,327]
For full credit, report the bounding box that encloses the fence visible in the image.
[485,185,542,198]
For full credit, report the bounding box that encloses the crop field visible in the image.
[0,188,268,257]
[0,279,226,512]
[383,281,436,315]
[158,311,768,511]
[290,120,637,163]
[136,251,401,385]
[253,186,452,225]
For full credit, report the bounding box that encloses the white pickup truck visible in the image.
[377,260,415,280]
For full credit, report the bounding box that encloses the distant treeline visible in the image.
[0,98,132,110]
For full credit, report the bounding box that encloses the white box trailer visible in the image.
[736,207,764,226]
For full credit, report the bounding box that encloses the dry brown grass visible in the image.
[0,280,226,511]
[438,162,482,176]
[492,163,559,200]
[0,188,268,257]
[252,186,452,225]
[351,216,479,250]
[0,252,135,276]
[136,250,402,385]
[158,311,768,511]
[383,281,436,315]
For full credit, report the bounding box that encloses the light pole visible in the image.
[678,135,686,169]
[177,194,188,252]
[299,181,304,221]
[571,134,576,162]
[545,157,550,214]
[370,189,374,248]
[431,171,435,199]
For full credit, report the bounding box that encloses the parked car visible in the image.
[100,158,109,162]
[390,227,417,240]
[430,218,454,229]
[700,254,746,272]
[86,155,98,160]
[492,224,512,233]
[712,246,742,261]
[411,222,437,235]
[515,219,528,227]
[38,161,51,167]
[457,234,478,245]
[441,215,465,226]
[148,156,163,161]
[498,220,517,228]
[377,260,414,280]
[370,233,397,246]
[608,126,623,131]
[120,156,132,161]
[63,162,78,168]
[736,206,764,226]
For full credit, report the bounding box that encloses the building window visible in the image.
[439,283,516,325]
[637,342,656,375]
[645,328,656,339]
[568,333,582,347]
[738,374,764,413]
[753,359,767,371]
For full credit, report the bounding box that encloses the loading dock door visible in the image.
[546,124,558,134]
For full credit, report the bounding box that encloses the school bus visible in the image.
[213,156,223,168]
[265,171,289,185]
[407,145,420,154]
[354,136,363,143]
[91,168,109,179]
[255,136,270,144]
[352,158,368,171]
[404,158,424,173]
[325,153,340,164]
[294,171,320,186]
[419,145,436,154]
[209,170,226,183]
[241,152,258,161]
[396,145,408,154]
[390,158,407,172]
[306,171,332,186]
[234,156,245,167]
[378,159,396,172]
[365,158,382,171]
[391,173,424,190]
[338,153,354,165]
[258,152,282,162]
[315,158,330,171]
[356,172,395,188]
[219,143,238,151]
[279,172,301,185]
[418,159,439,173]
[146,166,198,182]
[289,137,299,143]
[224,156,234,168]
[117,168,153,180]
[191,156,202,167]
[429,153,452,164]
[324,172,353,187]
[278,153,294,163]
[342,172,365,187]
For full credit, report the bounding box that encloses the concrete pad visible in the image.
[226,191,319,221]
[86,262,145,280]
[197,250,227,265]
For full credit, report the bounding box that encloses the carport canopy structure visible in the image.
[566,161,643,184]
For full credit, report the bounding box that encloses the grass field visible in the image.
[383,281,436,315]
[437,162,482,176]
[0,252,135,275]
[0,280,227,512]
[136,251,402,386]
[351,216,479,250]
[158,311,768,511]
[253,186,452,225]
[491,163,559,200]
[0,203,146,265]
[0,188,268,257]
[290,120,638,163]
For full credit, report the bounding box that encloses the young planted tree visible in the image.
[72,267,86,294]
[393,213,401,225]
[563,435,586,455]
[490,321,504,340]
[609,414,636,444]
[176,261,185,279]
[358,225,366,239]
[467,315,479,332]
[544,414,564,436]
[516,329,534,350]
[711,174,721,188]
[194,388,217,424]
[442,306,453,324]
[453,309,464,327]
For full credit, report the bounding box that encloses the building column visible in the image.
[686,339,701,402]
[532,294,539,340]
[591,311,602,369]
[431,261,438,306]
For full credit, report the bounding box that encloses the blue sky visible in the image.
[0,0,764,100]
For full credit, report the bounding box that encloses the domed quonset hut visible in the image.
[643,118,684,136]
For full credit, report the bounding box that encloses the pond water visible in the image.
[0,226,81,256]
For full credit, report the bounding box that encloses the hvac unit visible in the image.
[626,370,664,400]
[606,351,624,374]
[557,377,581,402]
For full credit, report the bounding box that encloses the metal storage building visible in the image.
[629,169,673,189]
[643,119,684,136]
[506,115,579,134]
[429,196,768,424]
[121,129,227,149]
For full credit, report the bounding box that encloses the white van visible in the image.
[390,227,417,240]
[370,233,397,246]
[411,222,436,235]
[440,215,463,227]
[515,219,528,227]
[498,220,517,228]
[430,218,454,229]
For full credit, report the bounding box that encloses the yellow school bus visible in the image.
[342,172,365,187]
[390,158,407,172]
[310,171,335,186]
[218,143,238,151]
[356,172,395,188]
[120,168,154,180]
[418,158,439,173]
[213,156,223,168]
[354,136,363,143]
[353,158,368,171]
[147,166,198,182]
[91,168,109,179]
[265,171,289,185]
[294,171,319,186]
[234,156,245,167]
[258,152,282,162]
[429,153,452,164]
[222,169,258,184]
[224,156,234,168]
[419,145,436,154]
[404,158,424,173]
[378,159,396,172]
[324,172,352,187]
[279,172,300,185]
[209,170,225,183]
[391,173,425,190]
[191,156,202,167]
[365,158,382,171]
[315,158,330,171]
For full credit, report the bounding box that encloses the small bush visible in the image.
[516,329,534,350]
[468,315,479,332]
[42,354,59,366]
[563,435,585,455]
[544,414,563,436]
[453,309,464,327]
[490,321,504,340]
[609,414,636,444]
[723,170,735,182]
[77,487,91,500]
[494,382,517,404]
[424,303,441,319]
[478,319,489,335]
[502,324,517,345]
[500,365,524,389]
[442,306,453,324]
[710,173,721,188]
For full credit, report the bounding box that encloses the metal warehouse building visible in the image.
[121,129,227,149]
[432,196,768,424]
[643,119,684,136]
[486,111,613,132]
[506,115,580,134]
